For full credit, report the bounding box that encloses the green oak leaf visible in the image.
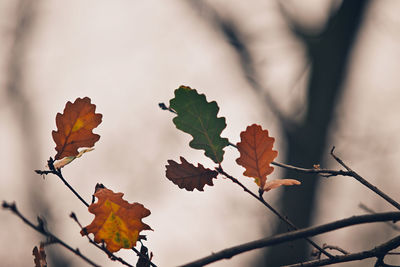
[170,86,229,163]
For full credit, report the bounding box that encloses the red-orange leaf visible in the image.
[81,188,152,253]
[236,124,278,188]
[52,97,102,160]
[32,243,47,267]
[166,157,218,191]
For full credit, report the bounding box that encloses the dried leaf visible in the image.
[236,124,278,188]
[81,188,152,253]
[166,157,218,191]
[52,97,102,160]
[53,148,94,169]
[32,243,47,267]
[263,179,301,192]
[169,86,229,163]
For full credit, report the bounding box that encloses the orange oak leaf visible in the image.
[81,188,152,253]
[166,157,218,191]
[52,97,102,160]
[32,243,47,267]
[236,124,278,188]
[263,179,301,192]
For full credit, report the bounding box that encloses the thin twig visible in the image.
[228,142,352,177]
[216,166,333,259]
[230,143,400,211]
[35,157,90,207]
[312,244,349,259]
[179,211,400,267]
[322,244,349,255]
[330,147,400,211]
[271,160,350,177]
[2,201,100,267]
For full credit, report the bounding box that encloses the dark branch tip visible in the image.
[158,103,168,110]
[2,201,16,211]
[70,212,77,220]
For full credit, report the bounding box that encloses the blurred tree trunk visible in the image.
[263,0,370,265]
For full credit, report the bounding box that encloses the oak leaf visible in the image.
[263,179,301,192]
[52,97,102,160]
[81,188,152,253]
[166,156,218,191]
[32,243,47,267]
[236,124,278,188]
[169,86,229,163]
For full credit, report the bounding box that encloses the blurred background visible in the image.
[1,0,400,266]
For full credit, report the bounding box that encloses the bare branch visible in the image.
[216,166,333,259]
[2,201,100,267]
[179,212,400,267]
[330,147,400,211]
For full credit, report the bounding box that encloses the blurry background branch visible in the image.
[4,0,72,265]
[188,0,370,264]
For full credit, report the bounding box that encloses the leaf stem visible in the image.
[2,201,100,267]
[215,166,333,259]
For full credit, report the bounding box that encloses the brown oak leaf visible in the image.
[236,124,278,188]
[81,188,152,253]
[52,97,102,160]
[166,157,218,191]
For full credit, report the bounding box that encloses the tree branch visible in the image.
[285,234,400,267]
[179,212,400,267]
[330,147,400,211]
[228,142,400,211]
[216,166,333,259]
[2,201,100,267]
